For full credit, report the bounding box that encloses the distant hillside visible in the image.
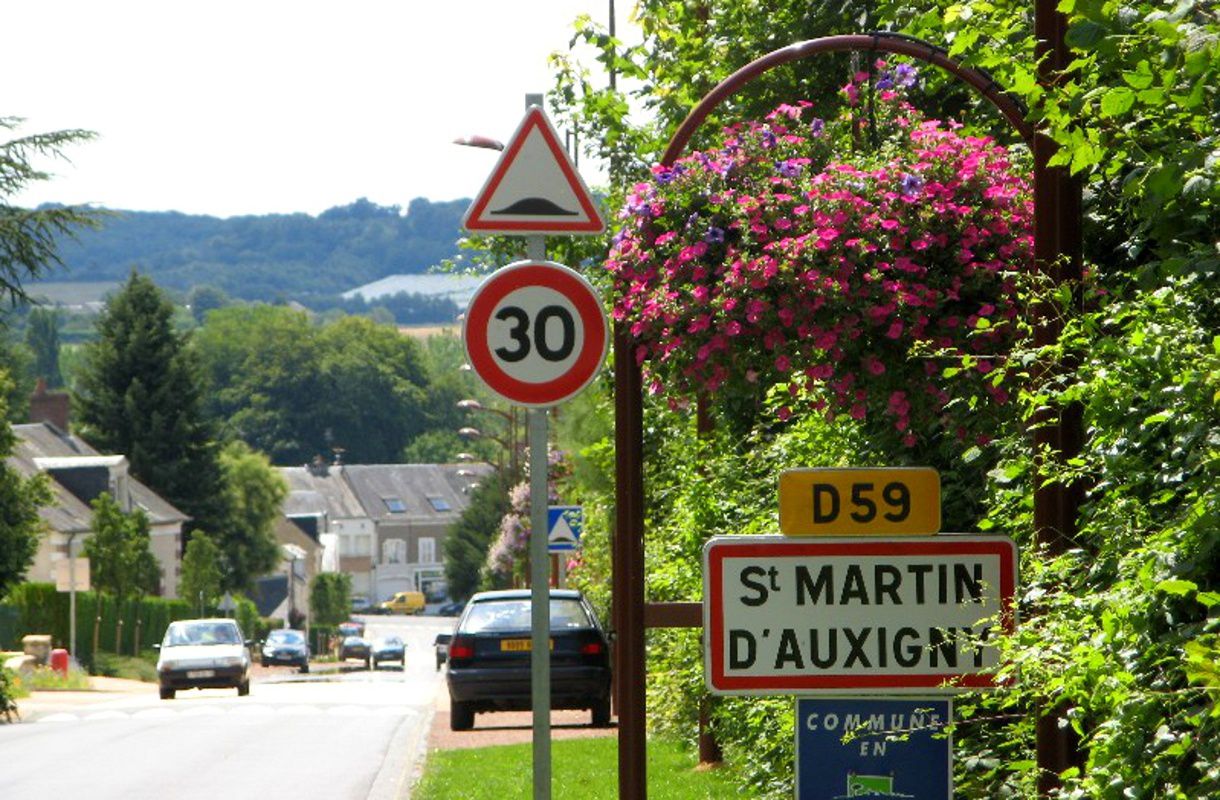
[52,197,468,300]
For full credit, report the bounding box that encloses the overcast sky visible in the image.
[6,1,633,218]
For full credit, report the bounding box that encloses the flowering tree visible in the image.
[484,450,572,587]
[607,65,1033,447]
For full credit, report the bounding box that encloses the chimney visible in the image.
[30,378,70,432]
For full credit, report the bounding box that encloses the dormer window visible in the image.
[382,496,406,513]
[427,496,451,512]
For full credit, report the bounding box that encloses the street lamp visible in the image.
[458,399,522,478]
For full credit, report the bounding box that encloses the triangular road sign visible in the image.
[463,107,604,235]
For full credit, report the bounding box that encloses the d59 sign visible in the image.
[463,261,609,407]
[779,468,941,536]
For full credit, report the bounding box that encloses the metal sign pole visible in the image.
[526,234,552,800]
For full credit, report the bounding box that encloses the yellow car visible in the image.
[378,590,426,615]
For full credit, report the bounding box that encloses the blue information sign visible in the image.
[795,697,951,800]
[547,505,583,552]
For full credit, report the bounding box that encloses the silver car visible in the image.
[155,618,252,700]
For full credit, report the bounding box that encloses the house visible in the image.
[277,459,493,605]
[11,421,188,598]
[251,514,326,624]
[279,459,372,598]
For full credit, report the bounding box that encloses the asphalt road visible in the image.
[0,614,457,800]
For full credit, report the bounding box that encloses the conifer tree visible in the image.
[74,271,228,540]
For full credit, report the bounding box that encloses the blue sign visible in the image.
[796,697,951,800]
[547,505,583,552]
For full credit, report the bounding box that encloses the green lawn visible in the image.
[412,736,747,799]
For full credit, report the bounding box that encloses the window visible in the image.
[382,538,407,564]
[418,537,436,564]
[382,496,406,513]
[427,496,451,512]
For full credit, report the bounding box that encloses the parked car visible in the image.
[436,600,467,616]
[155,618,252,700]
[445,589,612,731]
[340,635,372,668]
[338,620,365,637]
[260,628,309,673]
[350,595,374,614]
[378,590,426,615]
[371,635,405,669]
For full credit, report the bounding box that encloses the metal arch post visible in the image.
[614,32,1081,800]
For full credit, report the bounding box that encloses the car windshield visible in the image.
[460,598,592,633]
[376,637,402,647]
[268,630,304,644]
[164,622,241,646]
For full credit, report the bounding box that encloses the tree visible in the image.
[1,118,98,305]
[179,531,223,616]
[443,470,512,601]
[309,572,351,627]
[83,493,160,654]
[193,306,435,464]
[185,285,231,326]
[73,271,228,538]
[0,375,50,600]
[24,307,63,387]
[215,441,286,593]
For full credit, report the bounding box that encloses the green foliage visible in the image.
[1,583,194,668]
[24,306,63,387]
[178,531,223,615]
[0,380,50,601]
[0,117,100,306]
[443,470,512,601]
[52,197,467,300]
[84,493,160,602]
[215,441,287,592]
[193,306,435,464]
[309,572,351,627]
[91,651,158,683]
[74,270,228,537]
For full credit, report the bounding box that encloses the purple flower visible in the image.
[761,130,777,149]
[901,174,925,197]
[656,167,678,185]
[877,73,895,91]
[895,63,918,88]
[810,118,825,137]
[705,227,725,244]
[777,160,803,178]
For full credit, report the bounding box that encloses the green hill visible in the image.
[51,197,468,301]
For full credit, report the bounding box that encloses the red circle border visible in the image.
[463,262,609,407]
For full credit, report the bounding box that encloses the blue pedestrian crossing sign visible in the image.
[547,505,583,553]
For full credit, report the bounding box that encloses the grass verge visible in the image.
[92,651,158,683]
[412,736,742,799]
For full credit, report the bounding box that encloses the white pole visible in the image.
[68,533,78,660]
[525,232,552,800]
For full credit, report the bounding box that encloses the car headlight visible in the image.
[158,659,179,672]
[216,656,244,668]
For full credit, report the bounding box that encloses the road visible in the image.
[0,614,456,800]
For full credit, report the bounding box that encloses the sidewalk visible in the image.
[11,675,154,722]
[426,689,618,751]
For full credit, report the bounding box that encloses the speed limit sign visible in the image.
[462,260,609,407]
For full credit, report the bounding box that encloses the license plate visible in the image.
[186,669,215,679]
[500,639,553,652]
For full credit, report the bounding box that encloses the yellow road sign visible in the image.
[779,468,940,536]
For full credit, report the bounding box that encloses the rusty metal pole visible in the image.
[614,323,647,800]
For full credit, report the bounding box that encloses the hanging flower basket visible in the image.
[607,65,1032,446]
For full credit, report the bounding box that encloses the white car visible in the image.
[155,618,252,700]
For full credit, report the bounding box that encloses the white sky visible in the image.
[6,1,634,218]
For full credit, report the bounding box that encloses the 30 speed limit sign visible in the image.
[463,260,609,407]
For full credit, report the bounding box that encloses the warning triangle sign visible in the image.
[463,107,605,235]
